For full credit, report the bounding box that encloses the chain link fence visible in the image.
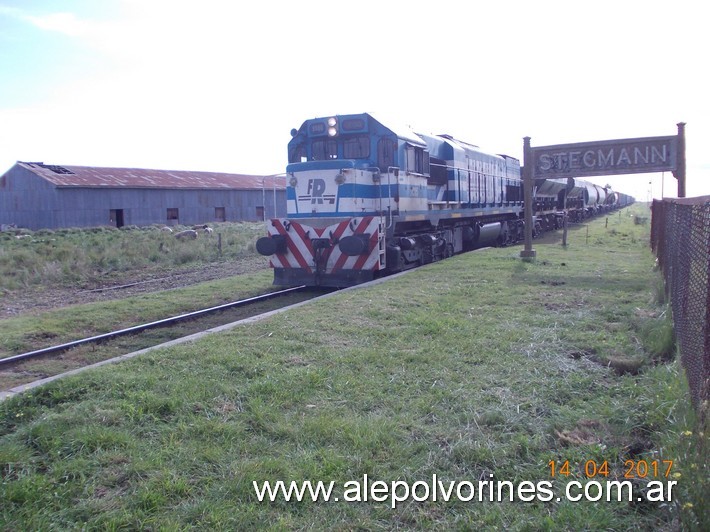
[651,196,710,413]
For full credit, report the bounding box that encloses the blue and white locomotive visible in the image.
[256,113,632,287]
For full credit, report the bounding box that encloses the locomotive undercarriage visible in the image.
[380,201,620,280]
[384,215,524,275]
[266,205,624,288]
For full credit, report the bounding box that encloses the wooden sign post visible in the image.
[520,136,536,262]
[521,124,686,260]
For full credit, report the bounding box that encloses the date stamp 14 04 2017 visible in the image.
[548,459,674,479]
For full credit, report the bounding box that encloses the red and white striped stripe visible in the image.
[267,216,382,274]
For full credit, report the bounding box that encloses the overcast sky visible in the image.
[1,0,707,201]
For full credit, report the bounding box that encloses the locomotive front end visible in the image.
[256,215,385,287]
[256,114,389,287]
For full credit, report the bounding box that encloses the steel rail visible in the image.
[0,286,307,367]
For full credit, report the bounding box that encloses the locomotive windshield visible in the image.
[312,139,338,160]
[343,136,369,158]
[289,143,306,163]
[287,116,401,170]
[288,135,372,163]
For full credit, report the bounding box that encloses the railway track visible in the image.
[0,286,312,369]
[4,271,432,400]
[1,220,588,374]
[0,223,593,398]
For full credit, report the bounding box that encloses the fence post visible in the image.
[674,123,686,198]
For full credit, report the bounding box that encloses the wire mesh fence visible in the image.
[651,196,710,413]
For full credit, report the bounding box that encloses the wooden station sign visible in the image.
[520,123,686,261]
[532,135,678,179]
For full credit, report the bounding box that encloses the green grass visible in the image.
[0,272,319,391]
[0,270,275,359]
[0,222,265,291]
[0,205,706,530]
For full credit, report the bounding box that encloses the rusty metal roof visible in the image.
[17,162,285,190]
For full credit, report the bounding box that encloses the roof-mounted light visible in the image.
[327,117,338,137]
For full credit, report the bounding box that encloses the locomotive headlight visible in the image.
[289,176,298,187]
[327,117,338,136]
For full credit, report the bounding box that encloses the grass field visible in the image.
[0,205,706,530]
[0,222,265,291]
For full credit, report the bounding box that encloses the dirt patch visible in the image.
[0,256,269,319]
[567,348,597,360]
[555,419,606,446]
[604,353,645,375]
[567,347,644,376]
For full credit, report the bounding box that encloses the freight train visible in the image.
[256,113,634,287]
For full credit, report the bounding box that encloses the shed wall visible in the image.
[0,166,61,229]
[0,166,286,230]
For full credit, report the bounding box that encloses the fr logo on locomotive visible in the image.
[300,178,335,205]
[307,179,326,204]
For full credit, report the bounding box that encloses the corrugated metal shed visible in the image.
[0,162,287,230]
[18,162,284,190]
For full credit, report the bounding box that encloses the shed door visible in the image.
[110,209,124,228]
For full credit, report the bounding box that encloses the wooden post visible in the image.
[562,214,568,247]
[561,188,568,247]
[520,136,536,262]
[674,122,686,198]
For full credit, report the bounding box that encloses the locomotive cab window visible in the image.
[289,143,307,163]
[377,137,396,172]
[312,139,338,160]
[343,136,370,159]
[406,145,429,175]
